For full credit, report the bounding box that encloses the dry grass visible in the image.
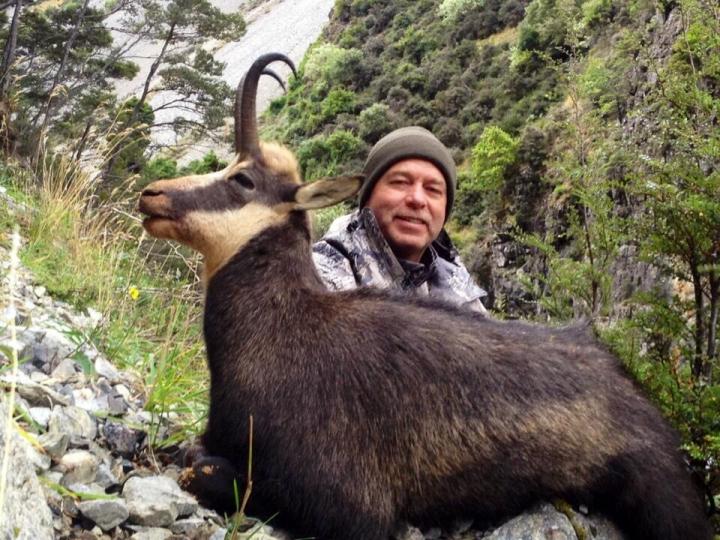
[1,135,210,446]
[477,26,520,49]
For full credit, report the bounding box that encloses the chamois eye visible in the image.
[230,173,255,190]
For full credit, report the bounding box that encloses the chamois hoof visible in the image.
[179,455,242,515]
[181,442,209,467]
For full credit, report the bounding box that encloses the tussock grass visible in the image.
[0,143,209,446]
[477,26,519,49]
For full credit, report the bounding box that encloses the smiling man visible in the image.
[312,126,488,314]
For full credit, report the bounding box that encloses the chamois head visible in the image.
[138,53,362,279]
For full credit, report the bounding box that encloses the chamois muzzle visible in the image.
[235,53,297,161]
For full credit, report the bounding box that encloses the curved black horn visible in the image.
[234,53,297,158]
[261,68,286,91]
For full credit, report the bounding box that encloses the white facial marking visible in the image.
[195,202,289,280]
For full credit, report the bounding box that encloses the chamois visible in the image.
[138,53,712,540]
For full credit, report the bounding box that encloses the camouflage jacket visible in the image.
[312,209,488,314]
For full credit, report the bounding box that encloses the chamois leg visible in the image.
[600,453,711,540]
[179,455,244,515]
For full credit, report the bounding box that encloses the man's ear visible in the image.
[293,175,363,210]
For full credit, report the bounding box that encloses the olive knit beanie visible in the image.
[359,126,457,218]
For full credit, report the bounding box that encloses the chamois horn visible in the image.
[234,53,297,159]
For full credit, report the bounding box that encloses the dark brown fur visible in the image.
[189,212,710,540]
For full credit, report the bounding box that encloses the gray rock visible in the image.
[48,404,97,441]
[95,462,120,489]
[123,475,197,527]
[0,372,71,407]
[129,527,174,540]
[59,449,99,485]
[114,384,133,401]
[229,524,285,540]
[103,421,141,457]
[51,358,81,381]
[170,517,218,536]
[394,525,425,540]
[29,406,52,427]
[108,394,129,416]
[0,397,54,540]
[25,441,52,472]
[73,388,110,415]
[29,370,50,383]
[38,431,70,460]
[484,503,578,540]
[20,327,76,373]
[209,529,228,540]
[66,481,106,495]
[78,498,130,531]
[95,356,121,383]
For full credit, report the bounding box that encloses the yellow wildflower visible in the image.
[128,286,140,301]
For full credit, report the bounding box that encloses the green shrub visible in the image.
[470,125,520,193]
[142,157,178,183]
[304,43,364,88]
[297,136,331,179]
[582,0,614,28]
[438,0,486,22]
[358,103,394,143]
[326,129,365,163]
[395,62,426,93]
[179,151,227,175]
[321,88,358,122]
[338,19,368,48]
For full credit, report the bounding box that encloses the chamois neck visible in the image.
[208,212,323,295]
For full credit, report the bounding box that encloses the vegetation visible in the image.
[0,152,208,447]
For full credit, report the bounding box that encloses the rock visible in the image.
[395,525,425,540]
[170,517,218,536]
[20,327,76,373]
[108,392,130,416]
[25,441,52,472]
[95,462,120,489]
[39,431,70,460]
[48,404,98,441]
[29,406,52,428]
[209,529,228,540]
[0,398,54,540]
[59,449,99,485]
[73,388,110,416]
[483,503,622,540]
[123,475,198,527]
[51,358,80,381]
[129,527,174,540]
[103,421,141,457]
[95,356,121,383]
[78,498,130,531]
[0,371,71,407]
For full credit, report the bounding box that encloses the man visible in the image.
[313,126,488,314]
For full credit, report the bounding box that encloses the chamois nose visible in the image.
[141,187,163,197]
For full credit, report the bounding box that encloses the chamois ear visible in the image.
[292,175,363,210]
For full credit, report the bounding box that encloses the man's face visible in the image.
[365,158,447,263]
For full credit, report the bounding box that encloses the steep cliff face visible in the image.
[481,3,691,319]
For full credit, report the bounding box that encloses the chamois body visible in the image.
[197,215,710,540]
[138,53,711,540]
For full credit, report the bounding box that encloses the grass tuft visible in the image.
[0,141,210,447]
